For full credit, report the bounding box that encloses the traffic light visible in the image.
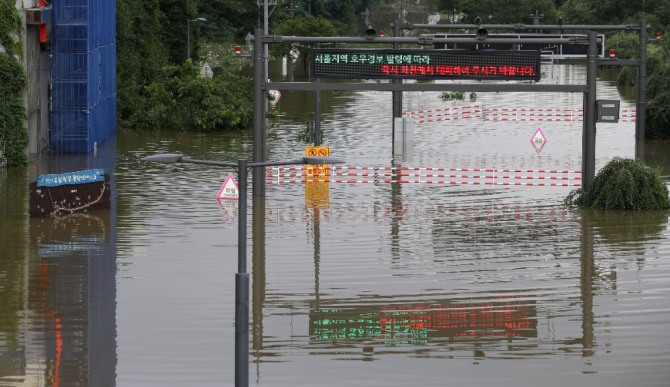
[474,16,487,40]
[365,25,376,40]
[476,26,488,40]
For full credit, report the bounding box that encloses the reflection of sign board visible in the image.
[306,182,330,208]
[29,172,111,217]
[530,127,547,152]
[597,99,620,123]
[310,298,537,343]
[216,198,239,224]
[217,173,239,200]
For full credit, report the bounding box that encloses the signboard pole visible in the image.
[582,31,597,190]
[235,159,250,387]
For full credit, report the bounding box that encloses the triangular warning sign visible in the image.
[217,173,239,200]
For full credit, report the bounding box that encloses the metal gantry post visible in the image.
[637,19,648,144]
[253,28,266,197]
[392,20,403,150]
[392,20,403,119]
[583,31,598,190]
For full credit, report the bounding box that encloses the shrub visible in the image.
[565,157,670,210]
[127,60,252,131]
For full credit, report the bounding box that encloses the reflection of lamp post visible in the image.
[187,17,207,60]
[142,153,344,387]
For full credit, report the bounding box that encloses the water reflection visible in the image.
[0,143,117,386]
[28,213,117,386]
[2,60,670,386]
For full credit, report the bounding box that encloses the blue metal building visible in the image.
[50,0,116,154]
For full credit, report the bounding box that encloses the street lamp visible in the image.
[142,153,344,387]
[187,17,207,60]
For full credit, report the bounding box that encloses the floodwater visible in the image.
[1,62,670,386]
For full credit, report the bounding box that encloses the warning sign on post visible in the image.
[305,146,331,180]
[216,173,239,200]
[306,146,330,158]
[305,146,330,207]
[530,128,547,153]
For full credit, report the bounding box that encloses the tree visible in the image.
[198,0,257,42]
[126,60,252,131]
[457,0,558,25]
[116,0,169,125]
[274,15,337,77]
[558,0,668,27]
[0,55,28,167]
[159,0,199,64]
[646,61,670,139]
[0,0,28,166]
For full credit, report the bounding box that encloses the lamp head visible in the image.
[302,156,345,165]
[142,153,184,163]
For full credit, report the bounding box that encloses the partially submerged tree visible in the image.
[565,157,670,210]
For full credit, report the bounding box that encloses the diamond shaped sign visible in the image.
[530,128,547,153]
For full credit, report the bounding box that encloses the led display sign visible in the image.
[312,49,541,81]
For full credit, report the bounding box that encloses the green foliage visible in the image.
[560,0,637,25]
[198,0,258,41]
[274,15,337,76]
[160,0,199,64]
[0,1,27,167]
[440,91,465,100]
[565,157,670,210]
[606,32,639,60]
[459,0,557,24]
[439,91,477,101]
[116,0,169,124]
[615,66,636,87]
[296,123,324,143]
[646,61,670,139]
[0,0,22,56]
[126,61,252,131]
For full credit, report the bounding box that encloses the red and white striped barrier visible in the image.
[265,166,582,187]
[403,105,483,123]
[403,106,637,123]
[482,107,636,123]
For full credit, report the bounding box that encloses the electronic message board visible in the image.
[312,49,541,81]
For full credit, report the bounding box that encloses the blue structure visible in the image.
[50,0,116,154]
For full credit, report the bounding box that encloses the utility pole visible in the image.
[530,10,544,33]
[263,0,269,82]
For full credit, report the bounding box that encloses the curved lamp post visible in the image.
[143,153,344,387]
[187,17,207,60]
